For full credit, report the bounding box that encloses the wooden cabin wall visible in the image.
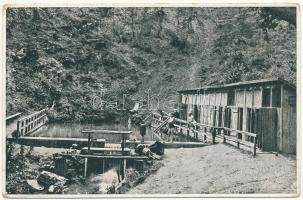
[276,107,282,151]
[281,88,296,154]
[210,93,216,106]
[221,92,228,106]
[253,89,262,107]
[236,90,245,107]
[245,90,253,107]
[205,93,210,105]
[243,108,248,133]
[215,92,221,106]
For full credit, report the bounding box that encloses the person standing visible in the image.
[172,109,180,133]
[172,109,179,119]
[187,112,196,136]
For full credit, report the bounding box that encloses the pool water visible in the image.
[31,122,154,143]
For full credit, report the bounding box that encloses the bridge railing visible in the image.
[17,109,48,136]
[151,112,257,156]
[6,112,22,124]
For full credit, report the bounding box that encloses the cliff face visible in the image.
[6,7,296,121]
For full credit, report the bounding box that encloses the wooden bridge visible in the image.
[6,109,49,138]
[17,109,48,136]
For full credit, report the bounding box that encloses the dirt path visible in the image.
[128,144,297,194]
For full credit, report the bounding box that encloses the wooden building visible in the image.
[177,78,296,154]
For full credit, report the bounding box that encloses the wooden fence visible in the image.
[17,109,48,136]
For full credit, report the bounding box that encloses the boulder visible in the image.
[48,185,55,193]
[26,179,44,191]
[38,171,67,187]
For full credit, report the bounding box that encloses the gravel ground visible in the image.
[128,143,297,194]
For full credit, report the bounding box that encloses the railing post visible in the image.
[212,128,216,144]
[84,157,88,177]
[253,136,257,156]
[16,121,20,137]
[88,133,91,153]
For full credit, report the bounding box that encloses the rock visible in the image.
[149,141,165,155]
[48,185,55,193]
[38,171,67,187]
[26,179,44,191]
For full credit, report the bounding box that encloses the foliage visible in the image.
[6,8,296,120]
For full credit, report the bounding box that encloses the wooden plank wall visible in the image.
[276,108,282,151]
[245,90,253,107]
[221,92,228,106]
[236,90,245,107]
[282,88,296,154]
[254,89,262,107]
[259,108,277,151]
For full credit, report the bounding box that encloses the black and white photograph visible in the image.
[3,2,300,197]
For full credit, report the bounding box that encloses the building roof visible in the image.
[177,78,296,93]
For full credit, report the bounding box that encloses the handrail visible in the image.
[6,112,22,121]
[151,112,258,155]
[17,109,48,137]
[143,113,153,122]
[153,118,169,133]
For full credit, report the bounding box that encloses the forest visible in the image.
[6,7,296,122]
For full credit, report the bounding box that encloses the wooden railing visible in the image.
[6,112,22,124]
[17,109,48,137]
[151,112,258,156]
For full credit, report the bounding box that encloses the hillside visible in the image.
[6,7,296,121]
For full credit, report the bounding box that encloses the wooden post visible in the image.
[16,121,20,137]
[102,159,105,174]
[237,140,240,148]
[280,85,283,152]
[178,93,182,115]
[84,158,88,177]
[120,160,125,180]
[270,87,273,107]
[117,160,121,182]
[244,88,247,107]
[122,134,125,155]
[253,137,257,156]
[123,159,126,179]
[223,136,226,143]
[88,133,91,152]
[212,128,215,144]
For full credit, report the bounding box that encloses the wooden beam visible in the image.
[280,85,284,151]
[244,88,246,107]
[6,112,22,121]
[235,89,237,106]
[84,158,88,177]
[61,153,148,160]
[270,87,273,107]
[82,130,132,135]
